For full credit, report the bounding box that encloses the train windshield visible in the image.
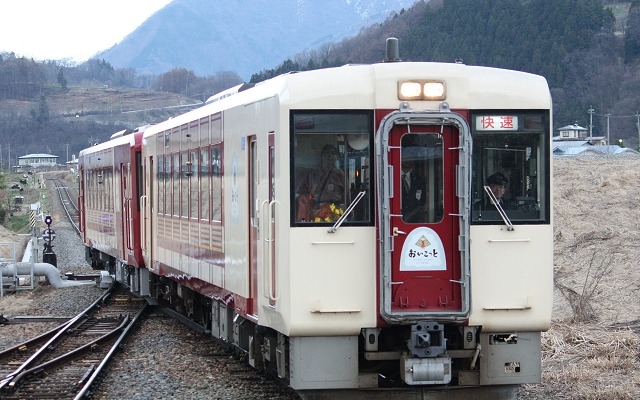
[471,111,550,224]
[291,110,374,226]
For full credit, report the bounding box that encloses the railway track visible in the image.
[52,178,80,235]
[0,172,301,399]
[0,283,148,399]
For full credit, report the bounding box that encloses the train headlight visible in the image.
[399,82,422,99]
[423,81,445,99]
[398,80,446,101]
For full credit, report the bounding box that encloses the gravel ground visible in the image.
[0,173,300,400]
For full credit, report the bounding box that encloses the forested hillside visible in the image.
[254,0,611,88]
[255,0,639,147]
[0,0,639,164]
[0,58,242,166]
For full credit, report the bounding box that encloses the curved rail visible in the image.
[0,283,117,387]
[4,304,148,399]
[0,284,148,399]
[74,303,147,399]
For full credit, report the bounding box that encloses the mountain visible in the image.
[96,0,419,79]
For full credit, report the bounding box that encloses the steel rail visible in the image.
[74,302,149,399]
[52,179,80,235]
[0,282,116,390]
[1,286,148,399]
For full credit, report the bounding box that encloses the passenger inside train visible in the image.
[291,111,373,225]
[296,144,345,222]
[400,159,427,223]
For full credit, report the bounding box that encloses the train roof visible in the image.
[78,127,146,158]
[143,61,551,138]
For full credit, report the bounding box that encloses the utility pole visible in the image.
[606,113,611,155]
[636,112,640,151]
[588,106,594,140]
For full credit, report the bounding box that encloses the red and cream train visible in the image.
[79,43,553,398]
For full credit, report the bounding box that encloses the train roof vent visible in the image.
[134,124,151,133]
[110,129,133,139]
[206,82,256,104]
[384,37,401,62]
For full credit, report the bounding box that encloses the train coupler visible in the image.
[409,321,446,358]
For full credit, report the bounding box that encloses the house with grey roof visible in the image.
[17,153,59,170]
[552,124,639,157]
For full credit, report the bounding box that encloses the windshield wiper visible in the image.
[328,191,366,233]
[483,185,514,231]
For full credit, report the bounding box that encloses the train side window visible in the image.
[189,151,199,219]
[98,168,104,210]
[86,170,92,209]
[200,117,210,147]
[106,168,112,211]
[471,112,550,224]
[211,145,222,221]
[91,170,96,210]
[172,153,180,217]
[200,148,210,221]
[291,111,373,226]
[181,152,189,218]
[157,156,165,215]
[211,113,222,143]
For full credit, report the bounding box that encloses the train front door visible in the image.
[377,111,471,322]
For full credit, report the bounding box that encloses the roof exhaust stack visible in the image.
[384,37,401,62]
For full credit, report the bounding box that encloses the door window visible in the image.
[400,133,444,224]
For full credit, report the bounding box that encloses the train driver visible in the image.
[486,172,512,209]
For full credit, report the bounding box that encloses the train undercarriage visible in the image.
[87,254,539,400]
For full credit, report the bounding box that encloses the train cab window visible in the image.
[291,111,373,226]
[400,133,444,224]
[471,112,550,224]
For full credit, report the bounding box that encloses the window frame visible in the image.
[470,110,551,225]
[290,109,375,227]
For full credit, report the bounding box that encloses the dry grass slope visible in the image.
[519,156,640,399]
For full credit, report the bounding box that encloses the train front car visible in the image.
[375,65,552,395]
[286,64,552,398]
[139,58,552,399]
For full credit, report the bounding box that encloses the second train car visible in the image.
[79,42,553,399]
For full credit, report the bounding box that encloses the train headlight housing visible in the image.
[398,80,446,101]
